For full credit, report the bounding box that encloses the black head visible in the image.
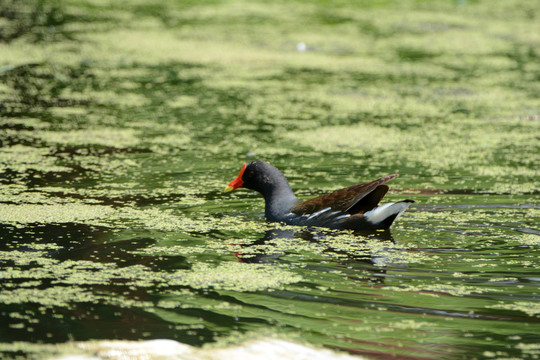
[225,160,289,195]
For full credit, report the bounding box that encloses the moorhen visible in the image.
[225,161,413,230]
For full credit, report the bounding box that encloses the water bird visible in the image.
[225,161,413,230]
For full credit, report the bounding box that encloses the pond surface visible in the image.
[1,0,539,359]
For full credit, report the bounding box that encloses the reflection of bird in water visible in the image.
[225,161,413,231]
[233,227,406,283]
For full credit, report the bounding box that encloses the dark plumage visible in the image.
[225,160,413,230]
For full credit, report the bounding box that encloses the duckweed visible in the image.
[171,262,303,292]
[487,302,540,317]
[0,0,539,359]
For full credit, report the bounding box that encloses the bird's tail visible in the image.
[364,200,414,228]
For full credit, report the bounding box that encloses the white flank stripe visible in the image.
[307,207,331,220]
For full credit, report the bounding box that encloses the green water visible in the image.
[1,0,539,358]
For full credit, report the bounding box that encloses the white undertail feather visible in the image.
[364,201,412,225]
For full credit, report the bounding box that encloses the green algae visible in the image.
[170,262,303,292]
[0,0,539,359]
[516,234,540,246]
[0,145,71,173]
[0,250,58,267]
[0,286,102,307]
[0,117,50,129]
[487,302,540,317]
[37,128,141,148]
[0,203,116,227]
[285,120,539,194]
[384,283,503,297]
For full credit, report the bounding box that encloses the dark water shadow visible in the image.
[0,221,284,346]
[0,222,194,344]
[0,222,189,271]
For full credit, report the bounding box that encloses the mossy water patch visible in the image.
[0,0,70,43]
[284,119,538,182]
[515,234,540,246]
[0,286,103,307]
[171,262,303,292]
[487,302,540,317]
[0,203,116,227]
[384,283,503,297]
[0,145,71,173]
[0,117,50,130]
[37,128,141,148]
[1,0,539,358]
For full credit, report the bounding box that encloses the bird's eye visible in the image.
[246,171,254,178]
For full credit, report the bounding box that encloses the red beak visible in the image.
[224,163,247,192]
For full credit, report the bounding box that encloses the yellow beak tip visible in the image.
[224,185,235,192]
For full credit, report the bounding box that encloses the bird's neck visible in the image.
[262,180,298,221]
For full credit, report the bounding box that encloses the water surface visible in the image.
[0,0,539,359]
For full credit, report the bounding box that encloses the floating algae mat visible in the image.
[0,0,539,359]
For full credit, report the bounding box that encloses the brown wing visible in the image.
[291,174,398,216]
